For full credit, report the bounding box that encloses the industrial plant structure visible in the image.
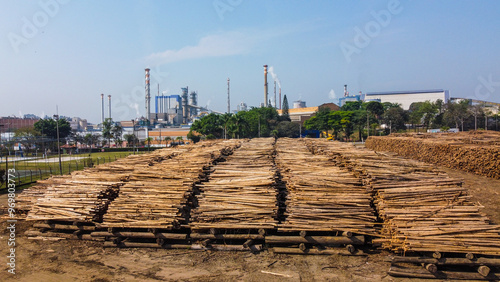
[338,86,450,110]
[154,87,201,125]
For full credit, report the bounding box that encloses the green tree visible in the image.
[420,101,438,130]
[282,95,290,119]
[303,108,331,135]
[341,101,363,111]
[102,118,113,147]
[408,102,425,132]
[328,111,354,140]
[443,100,470,131]
[34,118,71,139]
[84,133,100,149]
[383,106,407,133]
[111,123,123,147]
[276,121,300,138]
[123,134,137,147]
[187,131,201,143]
[190,113,223,138]
[352,110,368,141]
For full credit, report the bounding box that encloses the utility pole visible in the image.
[54,107,62,175]
[131,119,135,154]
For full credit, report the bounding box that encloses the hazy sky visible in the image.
[2,0,500,123]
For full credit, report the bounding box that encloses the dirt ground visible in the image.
[0,164,499,281]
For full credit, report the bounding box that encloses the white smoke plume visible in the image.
[328,89,336,99]
[129,102,140,116]
[268,66,281,88]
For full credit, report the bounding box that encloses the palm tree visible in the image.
[123,134,136,148]
[111,123,123,147]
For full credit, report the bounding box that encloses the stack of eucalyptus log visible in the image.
[366,132,500,179]
[308,139,500,256]
[190,138,278,231]
[276,138,377,236]
[100,140,242,229]
[19,146,189,215]
[24,144,201,222]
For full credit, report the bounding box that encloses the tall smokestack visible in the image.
[263,65,268,107]
[344,84,348,97]
[227,78,230,114]
[274,80,276,108]
[108,95,111,120]
[101,93,104,125]
[279,88,282,110]
[145,68,151,122]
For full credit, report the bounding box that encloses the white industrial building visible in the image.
[364,89,449,110]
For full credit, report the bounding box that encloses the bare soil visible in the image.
[1,164,499,281]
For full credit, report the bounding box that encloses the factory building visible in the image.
[0,116,40,132]
[277,103,340,124]
[364,89,449,110]
[69,117,88,132]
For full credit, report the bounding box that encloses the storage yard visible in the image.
[366,131,500,179]
[2,136,500,280]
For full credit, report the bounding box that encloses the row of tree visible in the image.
[305,99,500,141]
[189,105,300,140]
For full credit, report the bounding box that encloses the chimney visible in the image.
[274,80,277,108]
[264,65,268,107]
[344,84,348,97]
[101,93,104,125]
[145,68,151,122]
[227,78,230,114]
[108,95,111,120]
[279,88,282,110]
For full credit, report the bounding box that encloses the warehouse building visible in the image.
[364,89,449,110]
[277,103,340,124]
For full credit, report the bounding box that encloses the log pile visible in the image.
[366,132,500,179]
[306,139,500,257]
[18,145,194,214]
[24,146,193,222]
[100,140,242,229]
[275,138,377,236]
[190,138,279,231]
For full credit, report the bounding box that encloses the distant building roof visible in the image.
[366,89,445,96]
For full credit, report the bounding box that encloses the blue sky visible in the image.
[1,0,500,123]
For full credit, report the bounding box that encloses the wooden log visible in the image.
[424,263,437,273]
[389,256,500,266]
[346,244,355,254]
[243,239,254,248]
[389,264,500,280]
[265,235,365,245]
[270,247,366,256]
[104,241,191,249]
[478,265,490,277]
[90,231,187,240]
[33,223,96,231]
[190,233,264,240]
[190,244,263,252]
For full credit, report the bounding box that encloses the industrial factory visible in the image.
[144,68,216,126]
